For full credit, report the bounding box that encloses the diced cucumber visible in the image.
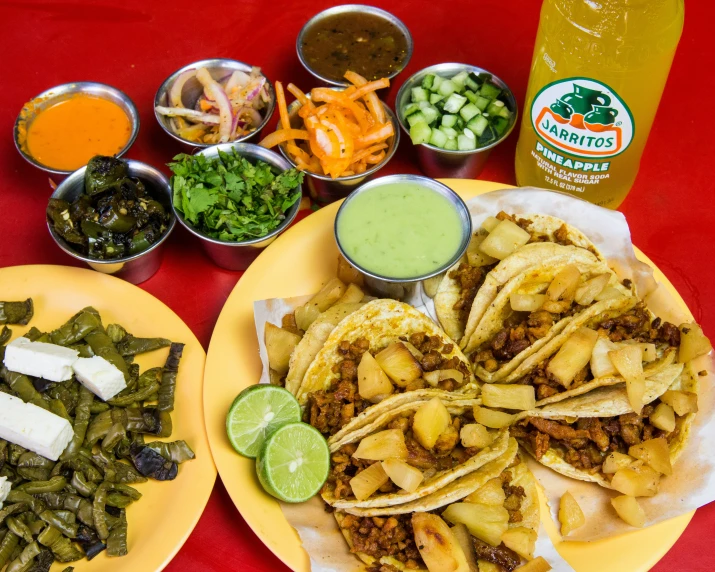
[443,93,467,113]
[421,106,439,125]
[459,103,481,122]
[404,102,421,116]
[418,101,432,109]
[438,79,457,97]
[444,138,458,151]
[464,90,478,104]
[466,115,489,137]
[455,117,465,129]
[429,93,445,105]
[457,134,477,151]
[478,124,497,145]
[478,72,493,84]
[432,75,444,91]
[411,87,429,102]
[486,100,505,117]
[434,99,446,113]
[441,114,459,128]
[451,71,470,90]
[474,95,490,111]
[421,74,435,90]
[499,105,511,119]
[429,127,448,148]
[491,115,510,136]
[406,111,427,128]
[480,82,501,100]
[440,126,458,139]
[410,122,432,145]
[465,73,482,92]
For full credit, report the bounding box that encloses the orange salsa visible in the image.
[26,94,132,171]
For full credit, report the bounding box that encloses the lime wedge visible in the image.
[226,385,301,458]
[256,422,330,503]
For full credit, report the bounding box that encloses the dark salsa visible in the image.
[300,11,409,82]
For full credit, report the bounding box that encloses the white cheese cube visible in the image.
[0,392,74,461]
[0,476,10,510]
[72,356,127,401]
[3,337,79,382]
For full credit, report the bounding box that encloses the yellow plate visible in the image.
[204,180,693,572]
[0,265,216,572]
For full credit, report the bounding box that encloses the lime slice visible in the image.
[226,385,301,458]
[256,422,330,503]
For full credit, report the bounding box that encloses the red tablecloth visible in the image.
[2,1,713,570]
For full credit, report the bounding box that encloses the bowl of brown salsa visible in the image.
[297,4,413,87]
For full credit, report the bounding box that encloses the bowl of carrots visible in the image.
[259,71,399,204]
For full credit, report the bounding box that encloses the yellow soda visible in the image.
[514,0,684,208]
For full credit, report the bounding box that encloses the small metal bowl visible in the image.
[47,160,175,284]
[277,94,399,204]
[14,82,139,180]
[395,63,518,179]
[296,4,413,88]
[335,174,472,301]
[172,142,303,271]
[154,58,276,151]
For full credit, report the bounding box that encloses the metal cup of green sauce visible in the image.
[296,4,413,89]
[396,63,518,179]
[335,174,472,302]
[48,161,175,284]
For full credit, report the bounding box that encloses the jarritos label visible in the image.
[530,77,634,159]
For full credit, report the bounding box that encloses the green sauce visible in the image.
[337,183,463,279]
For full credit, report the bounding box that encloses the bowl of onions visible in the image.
[154,58,276,150]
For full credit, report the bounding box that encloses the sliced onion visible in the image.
[246,77,266,102]
[225,70,251,93]
[155,106,220,124]
[196,68,234,142]
[169,70,196,108]
[236,106,262,127]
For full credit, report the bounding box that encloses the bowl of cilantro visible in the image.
[168,143,304,270]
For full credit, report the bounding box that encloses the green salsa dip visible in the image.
[336,183,463,279]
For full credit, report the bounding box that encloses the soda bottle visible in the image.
[514,0,684,208]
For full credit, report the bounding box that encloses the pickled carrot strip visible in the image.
[259,128,310,148]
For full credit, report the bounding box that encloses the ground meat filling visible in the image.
[473,537,522,571]
[501,469,526,524]
[449,262,489,326]
[511,401,680,474]
[516,304,682,401]
[325,412,479,501]
[495,211,578,248]
[339,514,423,570]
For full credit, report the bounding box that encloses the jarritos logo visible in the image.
[531,78,634,159]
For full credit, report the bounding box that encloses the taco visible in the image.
[434,211,603,344]
[297,300,477,437]
[333,440,542,572]
[510,360,695,490]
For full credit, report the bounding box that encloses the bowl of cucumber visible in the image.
[395,63,517,179]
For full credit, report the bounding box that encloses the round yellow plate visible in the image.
[0,265,216,572]
[204,180,693,572]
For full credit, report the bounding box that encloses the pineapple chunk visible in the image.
[558,491,585,536]
[460,424,496,449]
[602,452,635,474]
[310,278,348,312]
[546,265,581,301]
[337,254,364,286]
[608,345,645,413]
[514,557,552,572]
[610,495,646,528]
[424,369,465,387]
[481,384,536,411]
[468,233,499,267]
[510,293,547,313]
[295,303,321,331]
[547,327,599,387]
[574,273,610,305]
[594,286,625,302]
[610,466,660,497]
[465,478,505,506]
[478,561,502,572]
[382,459,424,493]
[678,322,712,363]
[357,352,394,403]
[423,274,444,298]
[442,502,509,547]
[353,429,408,461]
[375,343,422,387]
[336,283,365,305]
[473,406,516,429]
[403,342,424,359]
[349,462,389,501]
[413,513,470,572]
[413,398,451,450]
[479,220,531,260]
[590,336,619,378]
[640,343,657,363]
[628,438,672,476]
[650,402,676,432]
[264,323,301,374]
[481,216,501,233]
[502,527,537,560]
[660,390,698,416]
[451,524,480,572]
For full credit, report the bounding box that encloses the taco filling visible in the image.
[305,333,472,438]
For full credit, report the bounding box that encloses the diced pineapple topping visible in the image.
[547,327,599,387]
[465,477,505,506]
[608,345,645,413]
[574,273,610,306]
[423,369,465,387]
[594,286,625,302]
[336,282,365,305]
[678,322,712,363]
[473,406,515,429]
[510,293,547,312]
[402,341,424,359]
[295,303,321,331]
[442,502,509,547]
[349,462,389,501]
[610,495,646,527]
[264,323,302,374]
[513,556,552,572]
[546,264,581,302]
[649,402,676,432]
[660,390,698,416]
[413,513,470,572]
[628,438,672,476]
[460,424,495,449]
[501,527,537,560]
[413,398,451,450]
[468,233,499,267]
[610,465,660,497]
[375,343,422,387]
[450,524,480,572]
[558,491,585,536]
[481,216,501,233]
[590,336,619,378]
[309,277,347,312]
[479,220,531,260]
[357,352,394,403]
[602,451,635,474]
[481,384,535,411]
[352,429,408,461]
[640,343,657,363]
[382,459,424,493]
